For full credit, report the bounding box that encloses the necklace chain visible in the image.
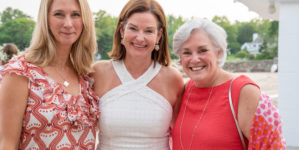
[55,67,70,87]
[179,83,214,150]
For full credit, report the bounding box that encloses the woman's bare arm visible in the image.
[238,84,260,139]
[0,73,28,149]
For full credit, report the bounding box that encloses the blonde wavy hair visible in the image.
[24,0,97,75]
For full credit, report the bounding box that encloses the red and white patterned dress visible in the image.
[0,56,100,150]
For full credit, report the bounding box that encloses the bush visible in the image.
[235,50,250,59]
[255,53,273,60]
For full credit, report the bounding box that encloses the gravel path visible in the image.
[182,72,279,106]
[234,72,278,106]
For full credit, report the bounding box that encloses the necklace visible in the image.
[55,67,70,87]
[179,83,214,150]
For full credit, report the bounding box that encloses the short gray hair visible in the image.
[173,18,228,67]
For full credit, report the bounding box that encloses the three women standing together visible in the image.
[0,0,285,149]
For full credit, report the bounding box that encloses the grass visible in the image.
[226,55,248,62]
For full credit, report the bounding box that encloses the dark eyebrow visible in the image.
[127,23,156,30]
[182,45,208,51]
[145,27,156,30]
[51,9,62,13]
[51,10,80,13]
[197,45,208,49]
[182,47,190,51]
[72,10,81,13]
[127,23,137,27]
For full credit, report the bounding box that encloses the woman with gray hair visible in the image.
[171,18,285,149]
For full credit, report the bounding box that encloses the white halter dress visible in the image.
[97,60,172,150]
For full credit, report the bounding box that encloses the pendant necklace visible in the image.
[55,67,70,87]
[179,83,214,150]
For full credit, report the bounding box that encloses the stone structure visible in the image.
[223,59,275,72]
[172,59,276,75]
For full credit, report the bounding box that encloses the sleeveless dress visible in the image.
[97,60,172,150]
[172,75,285,150]
[0,56,100,150]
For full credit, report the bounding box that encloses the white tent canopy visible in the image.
[235,0,279,20]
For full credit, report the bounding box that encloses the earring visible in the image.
[155,43,160,51]
[121,37,124,45]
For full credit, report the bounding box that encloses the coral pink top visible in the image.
[0,56,100,150]
[172,75,285,150]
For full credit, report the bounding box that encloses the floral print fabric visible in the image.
[248,92,286,150]
[0,56,100,149]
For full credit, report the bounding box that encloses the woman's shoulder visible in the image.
[93,60,111,67]
[159,65,184,92]
[231,74,260,90]
[0,55,43,82]
[91,60,115,83]
[92,60,112,74]
[160,65,183,82]
[235,74,256,83]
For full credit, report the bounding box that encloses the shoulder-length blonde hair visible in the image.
[24,0,97,75]
[109,0,170,66]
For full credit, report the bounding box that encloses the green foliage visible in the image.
[0,7,30,24]
[0,7,34,50]
[166,15,185,59]
[213,16,239,54]
[235,49,249,59]
[255,20,278,59]
[251,19,271,36]
[0,7,279,61]
[255,53,273,60]
[269,21,279,37]
[229,42,241,54]
[94,10,117,59]
[0,17,35,50]
[236,23,256,44]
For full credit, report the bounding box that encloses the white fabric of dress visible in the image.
[97,60,172,150]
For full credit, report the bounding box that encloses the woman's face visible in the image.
[180,30,221,87]
[120,12,162,59]
[48,0,83,48]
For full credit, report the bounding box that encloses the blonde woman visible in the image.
[0,0,99,149]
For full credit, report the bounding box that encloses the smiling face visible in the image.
[48,0,83,48]
[120,12,162,60]
[180,30,221,87]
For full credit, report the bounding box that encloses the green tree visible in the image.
[252,19,271,37]
[94,10,117,59]
[0,17,35,50]
[166,15,185,59]
[0,7,30,24]
[236,23,256,44]
[213,16,239,54]
[255,20,278,59]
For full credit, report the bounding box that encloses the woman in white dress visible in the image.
[92,0,184,149]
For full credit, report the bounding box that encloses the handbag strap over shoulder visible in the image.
[229,77,247,150]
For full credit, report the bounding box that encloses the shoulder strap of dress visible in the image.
[137,62,162,86]
[111,60,133,83]
[230,75,260,114]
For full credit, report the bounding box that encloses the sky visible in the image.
[0,0,260,23]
